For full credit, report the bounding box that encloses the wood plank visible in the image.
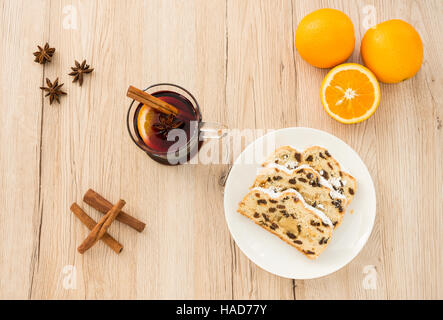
[30,0,145,299]
[0,0,49,299]
[293,0,442,299]
[127,0,201,300]
[370,0,443,299]
[191,0,233,299]
[226,0,297,299]
[291,0,386,299]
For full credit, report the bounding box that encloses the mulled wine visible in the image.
[134,90,199,154]
[127,83,226,165]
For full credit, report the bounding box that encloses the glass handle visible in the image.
[199,122,228,139]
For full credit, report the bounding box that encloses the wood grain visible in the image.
[0,0,441,299]
[0,0,49,299]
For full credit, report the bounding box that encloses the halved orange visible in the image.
[320,63,380,124]
[137,105,156,145]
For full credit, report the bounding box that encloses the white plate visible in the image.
[224,127,376,279]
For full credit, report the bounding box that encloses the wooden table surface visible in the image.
[0,0,441,300]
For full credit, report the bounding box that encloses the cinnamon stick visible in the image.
[78,199,126,254]
[127,85,178,115]
[83,189,145,232]
[70,203,123,254]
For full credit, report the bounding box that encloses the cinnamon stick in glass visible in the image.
[77,199,126,254]
[83,189,146,232]
[70,203,123,254]
[127,85,178,115]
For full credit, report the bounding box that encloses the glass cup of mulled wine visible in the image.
[127,83,226,165]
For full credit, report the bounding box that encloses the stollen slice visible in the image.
[303,146,356,203]
[262,145,357,205]
[252,165,346,228]
[237,188,333,259]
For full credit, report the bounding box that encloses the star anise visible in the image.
[40,78,67,104]
[152,114,184,139]
[33,43,55,64]
[68,60,94,86]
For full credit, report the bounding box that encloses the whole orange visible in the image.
[295,8,355,68]
[361,19,423,83]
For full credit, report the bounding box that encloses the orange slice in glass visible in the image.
[320,63,380,124]
[137,105,156,146]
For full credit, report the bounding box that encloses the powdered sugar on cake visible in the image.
[262,163,346,200]
[252,187,333,228]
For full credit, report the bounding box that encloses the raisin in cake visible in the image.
[237,188,333,259]
[252,165,346,228]
[262,146,357,205]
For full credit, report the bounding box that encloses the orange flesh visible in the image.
[137,105,155,145]
[324,70,375,119]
